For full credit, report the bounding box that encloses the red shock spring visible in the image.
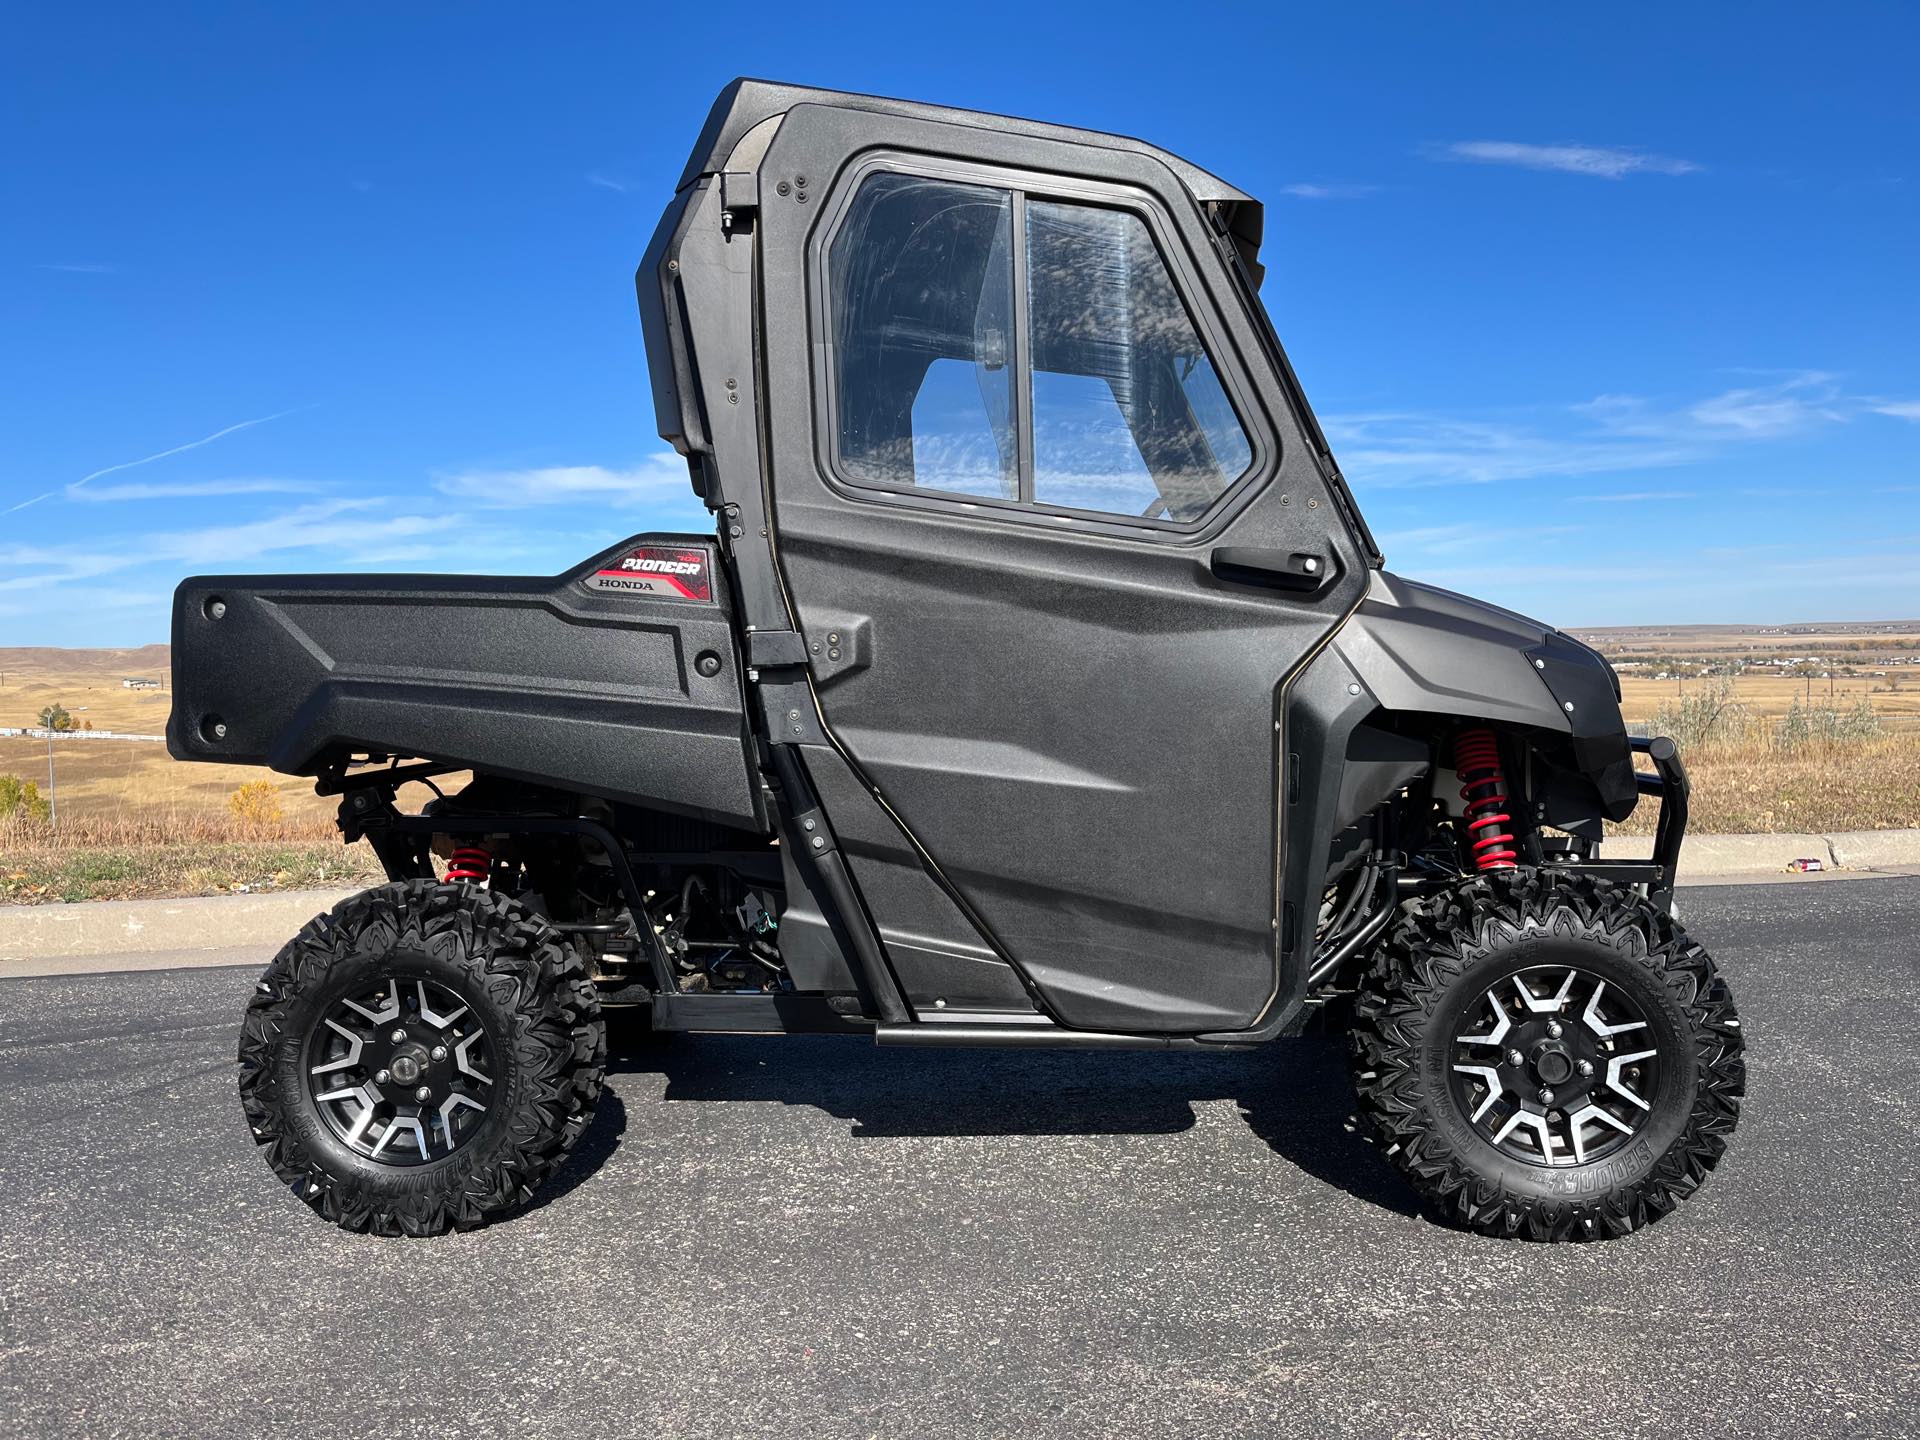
[445,845,491,884]
[1454,729,1519,871]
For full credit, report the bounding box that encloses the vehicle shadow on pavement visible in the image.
[586,1023,1419,1220]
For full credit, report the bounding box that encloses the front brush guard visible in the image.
[1549,734,1689,913]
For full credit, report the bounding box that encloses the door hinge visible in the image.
[745,629,809,667]
[720,171,759,235]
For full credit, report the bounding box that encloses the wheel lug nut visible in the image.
[431,1045,448,1062]
[1576,1059,1595,1077]
[415,1086,432,1103]
[390,1029,406,1043]
[1538,1087,1555,1104]
[375,1069,391,1084]
[1546,1020,1563,1038]
[1507,1049,1525,1067]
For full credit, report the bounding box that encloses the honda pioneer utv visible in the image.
[169,80,1742,1241]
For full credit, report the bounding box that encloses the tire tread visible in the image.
[1349,869,1744,1241]
[237,880,607,1237]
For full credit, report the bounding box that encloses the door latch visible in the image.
[1210,547,1338,595]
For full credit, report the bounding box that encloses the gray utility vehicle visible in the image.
[170,80,1742,1240]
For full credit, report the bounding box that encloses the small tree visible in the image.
[37,703,73,732]
[0,774,51,823]
[228,780,284,829]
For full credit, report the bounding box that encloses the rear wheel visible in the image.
[1349,870,1743,1240]
[238,880,605,1236]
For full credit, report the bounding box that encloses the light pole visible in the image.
[45,727,57,827]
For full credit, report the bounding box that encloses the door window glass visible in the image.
[828,174,1254,523]
[829,175,1017,500]
[1030,370,1161,516]
[1025,200,1252,522]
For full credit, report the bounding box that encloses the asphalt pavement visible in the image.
[1,878,1915,1439]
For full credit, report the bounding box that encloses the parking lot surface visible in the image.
[1,878,1915,1438]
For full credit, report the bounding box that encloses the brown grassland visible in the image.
[1583,620,1920,835]
[2,634,1917,902]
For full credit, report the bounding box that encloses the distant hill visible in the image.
[0,645,171,682]
[1572,621,1920,643]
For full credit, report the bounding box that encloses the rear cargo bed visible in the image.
[167,534,764,829]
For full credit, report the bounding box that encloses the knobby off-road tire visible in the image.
[238,880,606,1236]
[1349,870,1743,1241]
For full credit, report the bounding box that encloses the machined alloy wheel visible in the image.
[239,880,605,1236]
[1448,965,1658,1168]
[305,977,497,1165]
[1350,870,1743,1241]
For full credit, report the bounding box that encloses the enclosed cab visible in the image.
[172,80,1741,1242]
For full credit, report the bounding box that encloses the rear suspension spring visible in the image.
[445,845,492,884]
[1454,729,1518,871]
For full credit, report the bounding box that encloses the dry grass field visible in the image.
[1576,620,1920,836]
[1576,619,1920,732]
[1,647,389,902]
[1619,672,1920,732]
[0,645,336,826]
[2,634,1917,902]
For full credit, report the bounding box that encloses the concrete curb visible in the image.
[1601,828,1920,877]
[0,889,353,966]
[1826,830,1920,870]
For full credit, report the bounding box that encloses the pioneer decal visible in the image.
[585,545,714,602]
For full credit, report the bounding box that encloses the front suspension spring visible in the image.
[1454,729,1518,871]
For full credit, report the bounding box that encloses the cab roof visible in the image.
[680,79,1265,270]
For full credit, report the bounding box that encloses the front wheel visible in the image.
[1349,870,1743,1240]
[238,880,606,1236]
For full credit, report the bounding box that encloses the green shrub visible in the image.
[1649,677,1748,750]
[0,775,51,823]
[1776,697,1883,750]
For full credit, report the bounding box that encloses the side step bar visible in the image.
[875,1024,1254,1052]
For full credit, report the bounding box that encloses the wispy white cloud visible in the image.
[1430,140,1700,179]
[0,452,719,642]
[35,261,120,274]
[585,171,632,194]
[432,455,691,508]
[1872,400,1920,421]
[0,500,460,593]
[1684,373,1849,436]
[4,405,311,515]
[1416,549,1920,596]
[1330,372,1862,491]
[1280,182,1380,201]
[1323,411,1697,487]
[68,477,327,503]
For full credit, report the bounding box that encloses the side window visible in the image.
[829,175,1017,500]
[1026,201,1251,522]
[827,173,1254,525]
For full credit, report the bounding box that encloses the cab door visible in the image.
[755,104,1368,1033]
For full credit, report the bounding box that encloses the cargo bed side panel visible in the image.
[168,535,764,830]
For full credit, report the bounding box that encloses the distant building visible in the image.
[122,677,160,690]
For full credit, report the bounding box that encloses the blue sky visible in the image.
[3,3,1917,646]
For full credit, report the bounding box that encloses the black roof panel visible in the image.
[678,77,1256,211]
